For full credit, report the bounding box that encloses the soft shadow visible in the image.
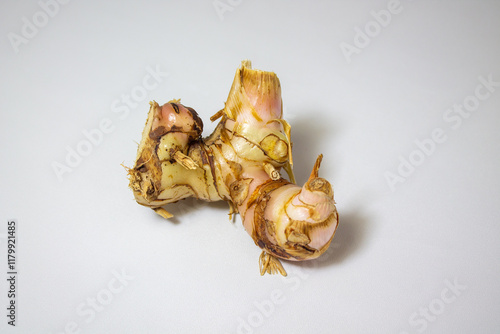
[288,111,342,184]
[284,110,371,271]
[152,197,230,225]
[318,209,370,266]
[286,208,371,271]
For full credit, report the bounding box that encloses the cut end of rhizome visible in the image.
[223,60,283,123]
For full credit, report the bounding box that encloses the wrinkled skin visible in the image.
[128,61,338,276]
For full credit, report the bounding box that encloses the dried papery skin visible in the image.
[128,61,339,276]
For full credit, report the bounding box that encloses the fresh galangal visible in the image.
[127,60,339,276]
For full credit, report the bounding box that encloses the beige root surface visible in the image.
[128,60,339,276]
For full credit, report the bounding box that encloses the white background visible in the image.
[1,1,499,333]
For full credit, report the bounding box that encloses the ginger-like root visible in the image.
[259,251,287,276]
[153,207,173,219]
[128,61,339,276]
